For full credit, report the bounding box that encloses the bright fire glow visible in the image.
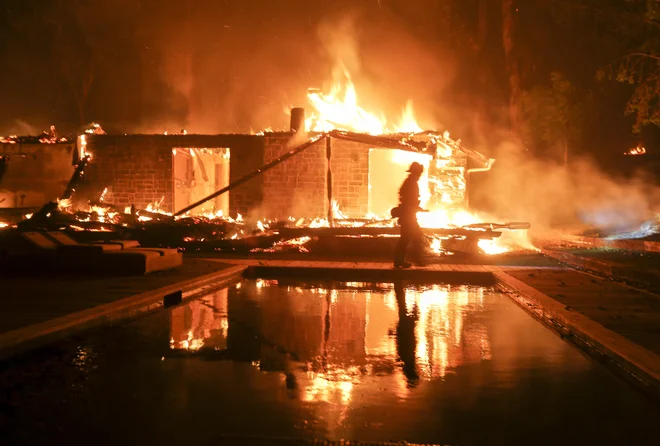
[302,64,521,255]
[306,64,423,135]
[624,145,646,156]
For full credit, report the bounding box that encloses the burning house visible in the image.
[1,67,533,258]
[80,118,491,222]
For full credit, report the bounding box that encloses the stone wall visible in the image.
[85,134,264,215]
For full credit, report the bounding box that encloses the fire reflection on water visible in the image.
[169,280,492,406]
[169,288,229,351]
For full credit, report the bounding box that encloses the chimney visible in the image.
[289,107,306,133]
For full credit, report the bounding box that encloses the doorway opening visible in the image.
[173,147,230,216]
[368,148,430,217]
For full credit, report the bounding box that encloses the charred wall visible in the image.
[85,132,371,219]
[0,143,75,208]
[262,135,370,219]
[85,134,265,215]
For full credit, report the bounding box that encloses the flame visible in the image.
[301,64,519,254]
[624,145,646,156]
[306,64,423,135]
[57,198,72,210]
[0,222,8,228]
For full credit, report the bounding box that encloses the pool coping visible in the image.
[494,270,660,403]
[0,265,247,361]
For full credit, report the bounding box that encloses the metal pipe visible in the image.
[464,159,495,209]
[173,133,327,217]
[467,158,495,174]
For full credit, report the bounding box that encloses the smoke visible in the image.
[473,141,660,236]
[128,1,458,135]
[313,10,456,131]
[1,119,41,136]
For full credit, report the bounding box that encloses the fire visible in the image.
[624,145,646,156]
[306,64,423,135]
[303,64,524,255]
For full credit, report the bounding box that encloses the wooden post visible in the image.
[326,136,333,227]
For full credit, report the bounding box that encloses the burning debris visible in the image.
[1,67,536,259]
[624,144,647,156]
[0,129,530,259]
[0,125,70,145]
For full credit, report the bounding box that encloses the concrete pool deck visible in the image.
[2,255,660,403]
[0,259,247,360]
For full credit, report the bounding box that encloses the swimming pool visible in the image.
[2,279,659,445]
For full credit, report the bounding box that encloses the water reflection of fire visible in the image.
[169,288,229,351]
[169,281,494,404]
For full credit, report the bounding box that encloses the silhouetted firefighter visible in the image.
[392,161,426,268]
[394,281,419,385]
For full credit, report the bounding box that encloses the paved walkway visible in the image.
[503,267,660,356]
[537,246,660,290]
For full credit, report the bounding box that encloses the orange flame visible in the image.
[624,145,646,156]
[306,64,422,135]
[302,64,526,255]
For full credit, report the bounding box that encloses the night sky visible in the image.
[0,0,656,170]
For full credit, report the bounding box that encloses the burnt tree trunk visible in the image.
[474,0,489,145]
[502,0,522,139]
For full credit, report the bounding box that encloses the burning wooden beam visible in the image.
[275,226,502,239]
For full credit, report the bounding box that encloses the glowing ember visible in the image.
[57,198,72,210]
[477,239,509,255]
[624,145,646,156]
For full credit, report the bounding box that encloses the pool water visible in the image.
[1,279,660,445]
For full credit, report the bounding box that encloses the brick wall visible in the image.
[262,134,371,219]
[330,140,370,216]
[85,132,374,220]
[262,134,328,219]
[85,134,264,215]
[84,135,174,211]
